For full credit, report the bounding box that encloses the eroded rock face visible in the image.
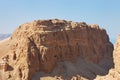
[95,35,120,80]
[0,19,113,80]
[114,35,120,73]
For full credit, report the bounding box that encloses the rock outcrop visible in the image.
[114,34,120,72]
[95,34,120,80]
[0,19,114,80]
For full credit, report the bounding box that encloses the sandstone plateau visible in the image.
[0,19,116,80]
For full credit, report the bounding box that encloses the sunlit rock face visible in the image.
[0,19,114,80]
[114,35,120,72]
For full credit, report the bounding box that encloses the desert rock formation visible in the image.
[114,34,120,72]
[0,19,114,80]
[95,34,120,80]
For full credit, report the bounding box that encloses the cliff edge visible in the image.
[0,19,113,80]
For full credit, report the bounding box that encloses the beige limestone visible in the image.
[0,19,114,80]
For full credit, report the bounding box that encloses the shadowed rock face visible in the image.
[0,19,114,80]
[94,35,120,80]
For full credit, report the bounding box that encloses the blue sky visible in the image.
[0,0,120,43]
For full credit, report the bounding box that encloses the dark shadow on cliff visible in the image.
[32,53,114,80]
[7,64,14,71]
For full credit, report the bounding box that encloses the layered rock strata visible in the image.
[0,19,113,80]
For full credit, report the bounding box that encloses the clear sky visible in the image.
[0,0,120,43]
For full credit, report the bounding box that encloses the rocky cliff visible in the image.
[114,35,120,72]
[95,34,120,80]
[0,19,114,80]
